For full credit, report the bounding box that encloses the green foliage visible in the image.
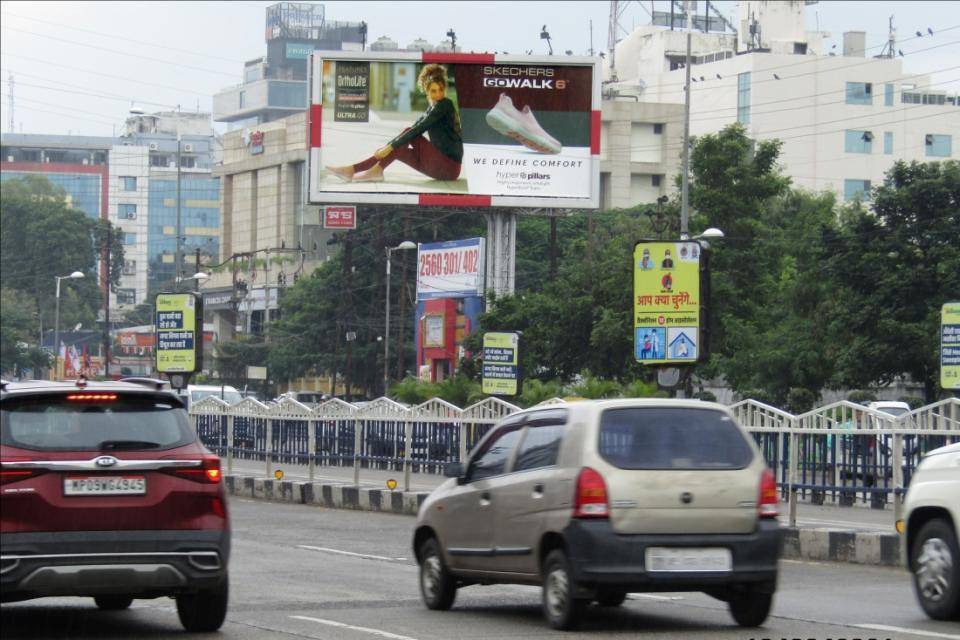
[846,390,877,405]
[214,336,271,395]
[387,375,484,407]
[517,379,566,407]
[785,388,818,414]
[569,373,622,399]
[898,396,925,410]
[621,378,666,398]
[692,390,717,402]
[1,287,50,375]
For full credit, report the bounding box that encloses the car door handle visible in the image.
[479,492,491,506]
[532,484,544,498]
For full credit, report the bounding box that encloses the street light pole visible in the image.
[53,271,84,381]
[383,241,416,396]
[174,134,183,285]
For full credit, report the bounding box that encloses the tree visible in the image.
[0,288,50,376]
[823,160,960,401]
[0,175,124,339]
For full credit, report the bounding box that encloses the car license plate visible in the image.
[645,547,732,572]
[64,476,146,496]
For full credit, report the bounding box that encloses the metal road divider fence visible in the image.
[190,396,959,527]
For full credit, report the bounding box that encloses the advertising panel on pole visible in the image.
[482,331,520,396]
[942,302,960,390]
[633,241,703,365]
[155,293,203,374]
[323,205,357,229]
[308,51,601,209]
[416,237,485,300]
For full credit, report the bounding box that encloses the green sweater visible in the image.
[389,98,463,163]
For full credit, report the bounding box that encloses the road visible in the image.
[3,499,957,640]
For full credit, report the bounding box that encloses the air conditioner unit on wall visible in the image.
[148,142,159,151]
[183,143,194,152]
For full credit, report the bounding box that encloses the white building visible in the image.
[607,0,958,201]
[107,144,150,310]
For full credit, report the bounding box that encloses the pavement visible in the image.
[224,458,906,567]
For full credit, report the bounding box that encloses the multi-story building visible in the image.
[213,2,365,127]
[606,0,957,201]
[1,110,221,316]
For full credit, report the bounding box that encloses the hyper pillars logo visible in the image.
[481,66,568,90]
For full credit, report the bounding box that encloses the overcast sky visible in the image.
[0,0,957,137]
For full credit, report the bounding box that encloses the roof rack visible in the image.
[119,377,171,391]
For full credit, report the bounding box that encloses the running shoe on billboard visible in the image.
[485,94,562,154]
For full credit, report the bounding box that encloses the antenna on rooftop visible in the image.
[877,15,897,59]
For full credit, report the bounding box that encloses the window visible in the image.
[843,179,871,202]
[737,72,751,124]
[652,175,661,187]
[844,130,873,154]
[598,408,753,470]
[884,84,894,107]
[884,132,893,155]
[118,203,137,220]
[116,288,136,305]
[239,90,246,109]
[653,123,664,134]
[846,82,873,105]
[123,233,137,246]
[122,260,136,276]
[925,134,952,157]
[515,411,567,472]
[469,426,523,481]
[121,176,137,191]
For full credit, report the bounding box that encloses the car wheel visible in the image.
[728,588,773,627]
[912,519,960,621]
[542,549,587,630]
[93,595,133,610]
[419,537,457,610]
[176,578,229,632]
[595,589,627,607]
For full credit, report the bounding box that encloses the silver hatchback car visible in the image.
[413,399,781,629]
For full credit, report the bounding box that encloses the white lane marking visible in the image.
[291,615,421,640]
[628,593,684,601]
[856,624,960,640]
[798,518,890,530]
[781,559,831,567]
[298,544,407,562]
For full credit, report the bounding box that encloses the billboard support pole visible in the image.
[485,210,517,299]
[680,0,692,241]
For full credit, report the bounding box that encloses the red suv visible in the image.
[1,379,230,632]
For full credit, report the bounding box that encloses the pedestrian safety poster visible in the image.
[633,241,702,364]
[482,332,520,396]
[155,293,202,373]
[942,302,960,390]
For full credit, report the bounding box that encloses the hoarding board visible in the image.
[155,293,203,374]
[482,331,520,396]
[416,238,485,300]
[308,51,601,208]
[633,241,703,365]
[942,302,960,390]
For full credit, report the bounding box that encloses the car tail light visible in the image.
[758,467,779,518]
[0,467,46,485]
[573,467,609,519]
[66,393,117,402]
[163,456,222,484]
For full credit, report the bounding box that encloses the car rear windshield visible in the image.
[598,407,754,470]
[1,393,195,452]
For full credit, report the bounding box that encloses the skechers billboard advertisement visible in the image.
[308,52,601,208]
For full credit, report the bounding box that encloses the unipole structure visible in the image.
[383,248,393,396]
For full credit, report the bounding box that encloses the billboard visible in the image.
[417,238,485,300]
[482,332,520,396]
[633,241,703,365]
[308,51,601,208]
[942,302,960,390]
[155,293,203,374]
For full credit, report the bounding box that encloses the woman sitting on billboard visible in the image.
[327,64,463,183]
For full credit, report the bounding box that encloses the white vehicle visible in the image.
[186,384,243,408]
[867,400,911,419]
[899,442,960,620]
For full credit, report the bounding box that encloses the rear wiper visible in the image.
[98,440,162,450]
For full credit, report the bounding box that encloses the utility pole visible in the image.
[342,234,354,399]
[194,248,202,291]
[102,224,112,377]
[174,133,183,285]
[680,0,692,239]
[549,212,557,281]
[396,217,410,382]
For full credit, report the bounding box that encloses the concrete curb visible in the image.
[225,475,427,516]
[224,474,904,567]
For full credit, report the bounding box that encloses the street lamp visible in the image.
[53,271,84,380]
[383,241,417,396]
[177,271,210,292]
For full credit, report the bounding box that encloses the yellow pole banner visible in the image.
[633,241,702,365]
[942,302,960,390]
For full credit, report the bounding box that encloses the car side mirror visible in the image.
[444,462,465,482]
